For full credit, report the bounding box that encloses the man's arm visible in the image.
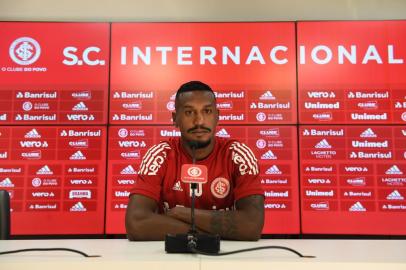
[125,194,192,241]
[167,194,264,241]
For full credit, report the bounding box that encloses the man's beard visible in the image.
[184,125,212,149]
[186,139,212,149]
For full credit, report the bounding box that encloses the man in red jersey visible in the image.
[126,81,264,241]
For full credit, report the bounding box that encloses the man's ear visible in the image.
[172,112,178,127]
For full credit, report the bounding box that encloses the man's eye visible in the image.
[204,109,212,114]
[184,111,193,116]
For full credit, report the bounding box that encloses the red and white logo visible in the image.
[216,128,230,138]
[210,177,230,198]
[21,150,41,159]
[181,164,207,184]
[122,101,142,110]
[22,101,33,111]
[9,37,41,65]
[260,128,280,137]
[256,139,267,149]
[25,128,41,138]
[69,150,86,160]
[69,139,89,148]
[402,112,406,122]
[360,128,377,138]
[130,129,145,137]
[259,91,276,100]
[0,178,14,188]
[256,112,266,122]
[32,177,42,187]
[118,128,128,138]
[72,91,91,100]
[36,165,53,175]
[312,112,333,121]
[120,165,137,175]
[166,101,175,111]
[188,166,202,177]
[70,202,87,212]
[121,150,141,159]
[69,190,91,199]
[217,101,233,110]
[310,201,330,211]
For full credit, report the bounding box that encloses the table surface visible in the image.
[0,239,405,270]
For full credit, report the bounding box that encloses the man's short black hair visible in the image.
[175,81,216,108]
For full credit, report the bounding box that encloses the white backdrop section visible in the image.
[1,0,406,21]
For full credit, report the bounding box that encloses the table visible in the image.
[0,239,405,270]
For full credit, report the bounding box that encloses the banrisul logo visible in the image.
[9,37,41,65]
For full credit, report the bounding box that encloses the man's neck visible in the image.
[181,139,215,161]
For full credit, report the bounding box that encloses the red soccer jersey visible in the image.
[130,137,263,212]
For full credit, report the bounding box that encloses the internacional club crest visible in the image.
[187,166,202,177]
[210,177,230,198]
[9,37,41,65]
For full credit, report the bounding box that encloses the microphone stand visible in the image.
[187,146,197,249]
[189,145,197,236]
[165,142,220,254]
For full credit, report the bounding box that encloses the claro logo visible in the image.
[63,46,105,66]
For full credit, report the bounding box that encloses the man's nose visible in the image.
[193,112,204,125]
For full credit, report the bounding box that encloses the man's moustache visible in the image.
[187,126,211,132]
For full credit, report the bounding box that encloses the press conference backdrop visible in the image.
[0,21,405,236]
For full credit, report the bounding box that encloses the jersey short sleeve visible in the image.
[229,141,263,201]
[129,142,171,202]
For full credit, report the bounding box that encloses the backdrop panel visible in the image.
[110,22,297,125]
[300,125,406,234]
[0,22,110,124]
[0,126,107,235]
[106,125,300,234]
[298,21,406,124]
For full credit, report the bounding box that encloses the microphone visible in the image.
[165,142,220,254]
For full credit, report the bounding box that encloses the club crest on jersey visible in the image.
[211,177,230,199]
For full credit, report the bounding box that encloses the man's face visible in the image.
[173,90,219,148]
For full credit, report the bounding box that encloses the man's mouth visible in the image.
[188,127,211,134]
[191,129,210,134]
